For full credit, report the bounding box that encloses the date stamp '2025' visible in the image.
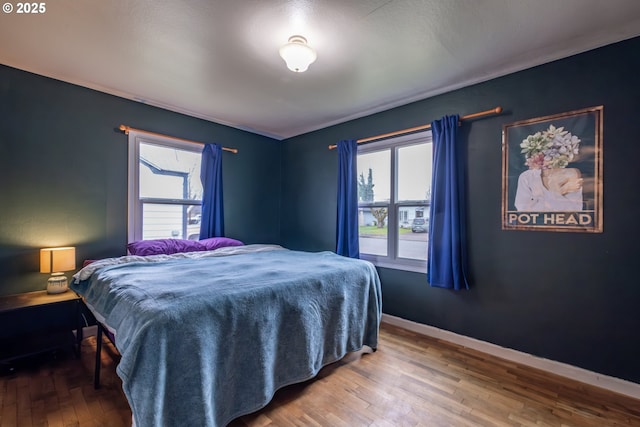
[3,2,47,14]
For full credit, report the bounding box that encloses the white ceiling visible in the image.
[1,0,640,140]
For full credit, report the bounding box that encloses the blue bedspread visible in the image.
[71,247,381,426]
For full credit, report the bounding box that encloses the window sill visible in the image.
[360,255,427,274]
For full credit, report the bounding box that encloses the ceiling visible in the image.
[2,1,640,140]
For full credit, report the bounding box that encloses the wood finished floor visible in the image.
[1,322,639,426]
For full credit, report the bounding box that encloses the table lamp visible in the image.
[40,247,76,294]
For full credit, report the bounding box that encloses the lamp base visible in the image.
[47,273,69,294]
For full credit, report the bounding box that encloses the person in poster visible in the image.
[514,124,584,211]
[502,106,602,232]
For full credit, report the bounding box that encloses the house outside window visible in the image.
[127,131,203,242]
[357,131,432,273]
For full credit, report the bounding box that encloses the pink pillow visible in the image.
[127,239,205,256]
[199,237,244,251]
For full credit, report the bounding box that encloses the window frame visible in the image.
[127,131,203,243]
[357,130,432,273]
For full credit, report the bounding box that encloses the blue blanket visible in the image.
[72,248,382,426]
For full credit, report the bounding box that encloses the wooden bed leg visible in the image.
[94,323,103,389]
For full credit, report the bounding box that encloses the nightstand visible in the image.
[0,290,83,370]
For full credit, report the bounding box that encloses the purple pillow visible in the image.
[199,237,244,251]
[127,239,206,256]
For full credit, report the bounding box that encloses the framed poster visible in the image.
[502,106,603,232]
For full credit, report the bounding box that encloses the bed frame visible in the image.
[94,322,115,389]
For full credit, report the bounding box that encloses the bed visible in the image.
[70,244,382,427]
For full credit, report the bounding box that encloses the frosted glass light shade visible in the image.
[279,35,317,72]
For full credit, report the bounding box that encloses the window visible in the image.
[357,131,432,272]
[127,131,203,242]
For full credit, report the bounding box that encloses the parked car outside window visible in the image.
[411,217,428,233]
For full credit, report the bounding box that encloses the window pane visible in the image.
[139,143,202,200]
[398,143,431,202]
[142,203,201,241]
[398,206,428,261]
[357,151,390,203]
[358,207,388,256]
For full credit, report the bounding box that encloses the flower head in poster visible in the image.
[520,125,581,170]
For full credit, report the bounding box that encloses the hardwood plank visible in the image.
[16,383,33,427]
[0,402,17,427]
[29,398,46,426]
[69,387,91,423]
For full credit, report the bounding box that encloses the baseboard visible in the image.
[82,325,98,338]
[381,314,640,400]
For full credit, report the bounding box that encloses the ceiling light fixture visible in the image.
[279,35,317,73]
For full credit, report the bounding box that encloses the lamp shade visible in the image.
[40,247,76,273]
[279,35,317,72]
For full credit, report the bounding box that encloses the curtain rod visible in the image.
[327,106,502,150]
[119,125,238,154]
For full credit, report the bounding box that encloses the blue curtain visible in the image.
[427,115,470,290]
[200,143,224,238]
[336,139,360,258]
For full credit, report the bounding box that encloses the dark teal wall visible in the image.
[281,37,640,384]
[0,65,281,296]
